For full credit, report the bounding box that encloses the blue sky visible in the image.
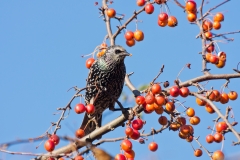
[0,0,240,160]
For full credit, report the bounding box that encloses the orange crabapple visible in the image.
[148,142,158,152]
[121,139,133,152]
[107,8,116,18]
[145,3,154,14]
[206,134,214,143]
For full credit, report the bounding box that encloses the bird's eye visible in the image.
[115,49,122,54]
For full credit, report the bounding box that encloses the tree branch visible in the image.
[192,93,240,144]
[0,136,75,149]
[79,124,170,155]
[102,0,114,45]
[112,1,155,40]
[34,104,141,160]
[173,0,185,9]
[194,136,212,158]
[212,30,240,39]
[125,73,141,97]
[177,73,240,88]
[202,0,231,19]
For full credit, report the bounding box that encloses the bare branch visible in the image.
[200,0,205,18]
[202,0,231,19]
[151,65,165,84]
[212,30,240,39]
[102,0,114,45]
[177,73,240,88]
[0,136,75,148]
[176,64,190,80]
[53,87,90,134]
[173,0,185,9]
[194,136,212,158]
[0,149,72,158]
[125,74,141,97]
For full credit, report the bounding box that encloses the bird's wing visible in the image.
[85,60,100,104]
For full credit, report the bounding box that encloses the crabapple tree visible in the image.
[1,0,240,160]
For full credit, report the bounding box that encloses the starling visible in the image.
[80,45,130,136]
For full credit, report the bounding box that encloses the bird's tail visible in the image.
[80,112,102,136]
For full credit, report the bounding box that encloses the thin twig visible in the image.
[173,0,185,9]
[151,65,165,84]
[125,74,141,97]
[0,149,72,158]
[176,64,189,80]
[102,0,114,45]
[200,0,205,18]
[53,87,92,134]
[201,0,231,20]
[194,136,212,158]
[0,136,75,148]
[212,30,240,38]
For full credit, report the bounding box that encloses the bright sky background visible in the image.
[0,0,240,160]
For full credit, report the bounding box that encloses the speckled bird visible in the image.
[80,45,130,135]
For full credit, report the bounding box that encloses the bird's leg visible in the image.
[109,99,130,113]
[101,89,130,113]
[83,117,100,131]
[109,100,134,121]
[92,118,100,129]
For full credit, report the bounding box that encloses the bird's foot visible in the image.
[110,106,130,115]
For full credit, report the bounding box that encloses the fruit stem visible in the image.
[221,137,224,151]
[175,101,187,110]
[176,64,188,80]
[164,3,171,15]
[135,20,138,31]
[81,45,100,58]
[213,41,221,53]
[190,142,195,151]
[237,62,240,71]
[220,80,229,93]
[211,121,216,135]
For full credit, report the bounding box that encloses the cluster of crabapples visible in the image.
[157,12,177,28]
[74,103,96,138]
[105,0,178,47]
[205,48,227,69]
[196,89,238,114]
[202,11,226,68]
[185,0,198,22]
[185,0,224,29]
[44,103,95,159]
[124,30,144,47]
[44,134,60,152]
[129,82,236,159]
[133,84,203,157]
[115,118,158,160]
[44,134,84,160]
[202,12,224,40]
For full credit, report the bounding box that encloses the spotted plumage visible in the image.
[80,45,130,135]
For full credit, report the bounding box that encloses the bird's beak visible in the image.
[122,52,132,57]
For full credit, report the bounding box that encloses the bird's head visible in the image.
[103,45,131,63]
